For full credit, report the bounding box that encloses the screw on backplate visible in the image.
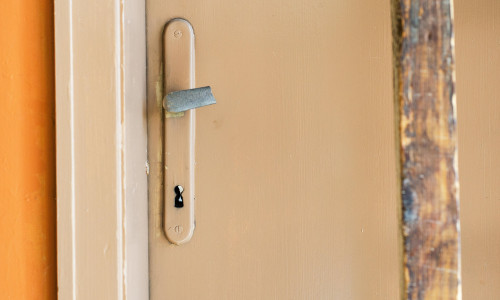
[174,185,184,208]
[174,30,182,38]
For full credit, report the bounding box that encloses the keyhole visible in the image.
[174,185,184,208]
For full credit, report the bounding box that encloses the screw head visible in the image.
[174,30,183,38]
[174,225,184,233]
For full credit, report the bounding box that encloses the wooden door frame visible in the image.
[54,0,148,299]
[392,0,461,298]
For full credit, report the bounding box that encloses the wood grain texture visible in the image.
[392,0,462,299]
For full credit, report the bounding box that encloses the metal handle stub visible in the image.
[164,86,216,113]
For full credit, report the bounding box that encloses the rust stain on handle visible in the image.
[392,0,462,299]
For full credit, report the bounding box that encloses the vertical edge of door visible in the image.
[392,0,462,299]
[54,0,74,298]
[123,0,149,299]
[55,0,148,299]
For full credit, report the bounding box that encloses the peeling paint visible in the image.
[392,0,462,299]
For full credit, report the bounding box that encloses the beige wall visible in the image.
[455,0,500,298]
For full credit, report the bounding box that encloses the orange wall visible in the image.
[0,1,56,299]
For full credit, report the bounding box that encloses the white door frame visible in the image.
[55,0,148,299]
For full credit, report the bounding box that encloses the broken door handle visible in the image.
[162,19,217,245]
[164,86,216,113]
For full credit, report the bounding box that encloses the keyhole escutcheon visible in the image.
[174,185,184,208]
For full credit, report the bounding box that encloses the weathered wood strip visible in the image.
[391,0,462,299]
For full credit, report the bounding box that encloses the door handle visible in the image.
[162,19,215,245]
[164,86,216,113]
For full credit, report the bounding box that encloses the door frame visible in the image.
[54,0,148,298]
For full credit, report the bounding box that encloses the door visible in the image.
[147,1,399,299]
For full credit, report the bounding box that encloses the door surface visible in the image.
[147,1,400,299]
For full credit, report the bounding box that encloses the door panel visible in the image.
[147,1,399,299]
[455,0,500,298]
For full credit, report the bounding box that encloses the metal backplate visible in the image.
[163,19,195,245]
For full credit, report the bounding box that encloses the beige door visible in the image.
[147,1,400,299]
